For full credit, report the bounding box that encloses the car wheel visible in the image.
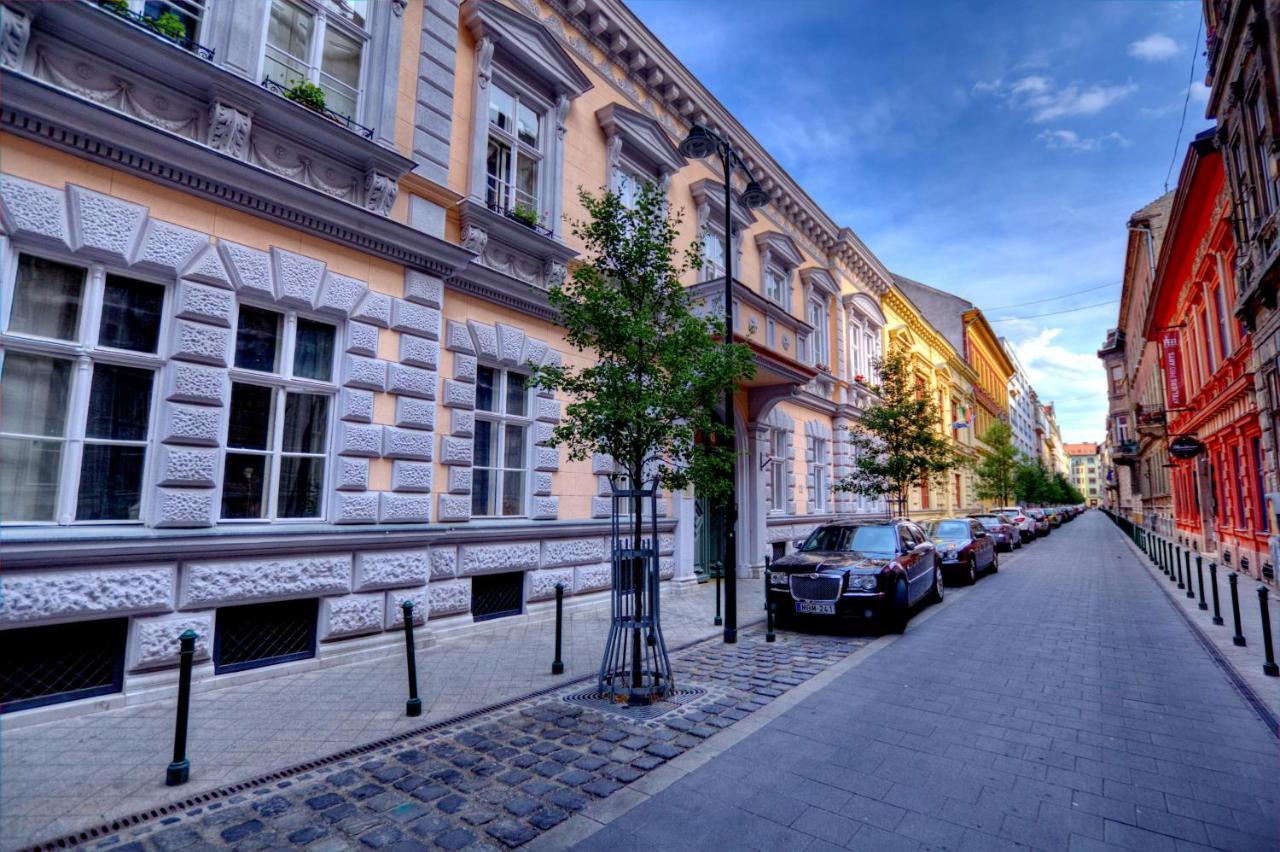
[928,565,945,603]
[884,579,910,633]
[966,558,977,585]
[991,550,999,572]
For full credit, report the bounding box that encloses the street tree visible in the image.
[1014,457,1053,505]
[530,181,755,694]
[835,349,958,517]
[972,421,1018,506]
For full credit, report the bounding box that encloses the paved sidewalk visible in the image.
[572,511,1280,851]
[0,579,760,850]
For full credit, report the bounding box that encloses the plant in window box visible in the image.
[815,362,830,373]
[147,11,188,42]
[284,82,327,115]
[854,374,866,385]
[101,0,129,14]
[509,202,542,230]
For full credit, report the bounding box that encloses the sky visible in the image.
[628,0,1213,443]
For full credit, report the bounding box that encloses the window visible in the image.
[472,365,530,517]
[1,255,162,524]
[612,166,646,210]
[807,299,828,367]
[1110,365,1124,395]
[811,438,827,513]
[764,266,788,307]
[0,618,127,713]
[1214,286,1231,360]
[214,598,318,674]
[485,82,542,219]
[919,477,930,510]
[954,473,962,507]
[139,0,205,43]
[1233,444,1248,529]
[264,0,366,119]
[221,305,335,521]
[1113,414,1130,444]
[1253,437,1268,533]
[1200,308,1216,373]
[1250,94,1278,215]
[769,428,787,512]
[1230,135,1258,225]
[701,229,726,281]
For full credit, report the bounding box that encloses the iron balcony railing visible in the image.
[261,77,375,140]
[94,1,215,60]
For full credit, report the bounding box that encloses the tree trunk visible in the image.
[630,463,643,692]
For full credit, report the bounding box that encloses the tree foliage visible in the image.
[972,421,1018,506]
[529,182,756,507]
[835,349,958,516]
[1013,457,1084,505]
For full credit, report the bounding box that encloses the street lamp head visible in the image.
[740,180,770,209]
[678,124,717,159]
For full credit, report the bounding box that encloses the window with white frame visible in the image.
[221,304,336,521]
[811,438,828,512]
[764,265,788,307]
[0,254,164,524]
[768,428,787,512]
[134,0,206,43]
[701,228,726,281]
[612,165,649,210]
[472,364,531,517]
[806,298,829,367]
[485,82,544,219]
[264,0,366,118]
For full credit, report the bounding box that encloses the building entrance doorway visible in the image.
[694,495,726,582]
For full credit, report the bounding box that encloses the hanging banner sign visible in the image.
[1169,435,1206,459]
[1159,329,1186,408]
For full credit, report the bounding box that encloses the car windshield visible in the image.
[972,516,1001,528]
[800,525,896,554]
[927,521,970,539]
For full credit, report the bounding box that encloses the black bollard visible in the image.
[1209,562,1224,626]
[551,583,565,675]
[165,629,198,786]
[402,600,422,717]
[1196,555,1207,611]
[1184,550,1194,598]
[764,556,776,643]
[1258,587,1278,677]
[713,560,723,627]
[1228,573,1246,647]
[1175,544,1185,589]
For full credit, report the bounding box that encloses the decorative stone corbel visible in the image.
[605,133,623,182]
[363,170,398,217]
[391,0,407,16]
[207,100,252,160]
[462,223,489,255]
[0,4,31,71]
[476,36,494,90]
[545,260,567,289]
[555,93,570,141]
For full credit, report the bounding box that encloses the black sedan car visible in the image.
[926,518,998,584]
[968,513,1020,551]
[768,519,943,633]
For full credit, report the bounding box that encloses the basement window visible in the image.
[0,618,127,713]
[214,598,318,673]
[471,571,524,621]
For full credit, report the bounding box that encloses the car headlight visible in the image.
[847,575,878,592]
[945,549,957,560]
[769,572,789,587]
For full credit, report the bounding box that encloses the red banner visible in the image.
[1159,329,1185,408]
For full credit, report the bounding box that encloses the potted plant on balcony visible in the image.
[854,373,866,385]
[510,201,542,230]
[102,0,129,14]
[285,82,327,115]
[148,11,187,42]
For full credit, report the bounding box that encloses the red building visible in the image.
[1147,130,1269,575]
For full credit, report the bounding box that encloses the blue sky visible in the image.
[629,0,1211,443]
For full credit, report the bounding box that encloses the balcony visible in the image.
[1112,441,1140,466]
[92,0,214,59]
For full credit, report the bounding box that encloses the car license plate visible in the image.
[796,600,835,615]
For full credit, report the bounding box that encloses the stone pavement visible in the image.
[1121,524,1280,723]
[1,579,761,850]
[565,511,1280,851]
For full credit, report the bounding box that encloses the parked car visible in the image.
[968,513,1020,551]
[926,518,998,584]
[1046,508,1063,528]
[768,519,942,633]
[994,506,1036,543]
[1026,508,1050,536]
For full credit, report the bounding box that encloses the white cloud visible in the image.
[1189,81,1211,103]
[1007,327,1110,442]
[978,75,1137,122]
[1128,33,1180,61]
[1037,129,1131,152]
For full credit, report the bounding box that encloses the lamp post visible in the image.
[678,123,770,644]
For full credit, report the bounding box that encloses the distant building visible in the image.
[1065,443,1102,504]
[1002,340,1039,461]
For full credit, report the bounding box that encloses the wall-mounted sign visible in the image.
[1159,329,1185,409]
[1168,435,1206,459]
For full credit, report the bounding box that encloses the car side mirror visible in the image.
[793,538,807,550]
[974,531,987,538]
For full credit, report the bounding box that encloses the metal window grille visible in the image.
[0,618,127,713]
[214,598,317,674]
[471,571,524,622]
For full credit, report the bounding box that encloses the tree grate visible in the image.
[561,686,706,720]
[214,598,317,674]
[0,618,127,713]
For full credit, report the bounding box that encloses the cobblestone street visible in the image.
[18,511,1275,852]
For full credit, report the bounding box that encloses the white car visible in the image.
[995,506,1036,543]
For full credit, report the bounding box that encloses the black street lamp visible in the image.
[678,123,769,643]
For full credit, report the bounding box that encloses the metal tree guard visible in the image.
[598,483,673,704]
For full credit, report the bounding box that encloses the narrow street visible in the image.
[49,512,1279,852]
[569,511,1279,851]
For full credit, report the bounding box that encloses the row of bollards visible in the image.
[1118,512,1278,679]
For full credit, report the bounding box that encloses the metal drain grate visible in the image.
[562,686,707,720]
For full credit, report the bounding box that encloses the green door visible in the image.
[694,495,726,581]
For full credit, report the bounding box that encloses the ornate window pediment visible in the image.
[596,102,684,187]
[800,267,839,299]
[462,0,591,100]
